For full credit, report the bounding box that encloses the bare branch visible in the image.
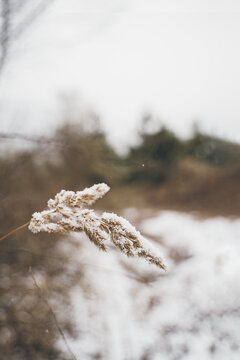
[13,0,56,40]
[29,267,78,360]
[0,0,10,72]
[0,0,56,75]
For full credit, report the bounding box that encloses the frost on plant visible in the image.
[29,183,166,270]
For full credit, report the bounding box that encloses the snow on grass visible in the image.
[69,211,240,359]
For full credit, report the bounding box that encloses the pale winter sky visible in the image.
[1,0,240,150]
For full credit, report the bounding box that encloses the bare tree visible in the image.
[0,0,55,74]
[0,0,9,72]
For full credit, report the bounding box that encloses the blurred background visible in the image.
[1,1,240,359]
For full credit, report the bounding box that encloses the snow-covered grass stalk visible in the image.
[0,183,166,270]
[29,183,166,270]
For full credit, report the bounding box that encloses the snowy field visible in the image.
[69,210,240,360]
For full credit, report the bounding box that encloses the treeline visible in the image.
[2,116,240,211]
[55,120,240,187]
[2,116,240,205]
[126,125,240,184]
[34,118,240,191]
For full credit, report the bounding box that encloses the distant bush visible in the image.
[184,132,240,165]
[125,127,183,185]
[125,123,240,185]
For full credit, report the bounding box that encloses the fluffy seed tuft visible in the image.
[29,183,166,270]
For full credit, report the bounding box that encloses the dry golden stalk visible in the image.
[0,221,30,242]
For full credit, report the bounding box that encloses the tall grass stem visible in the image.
[0,220,30,242]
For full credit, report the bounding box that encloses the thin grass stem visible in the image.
[0,220,30,242]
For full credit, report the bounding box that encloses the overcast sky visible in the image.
[1,0,240,150]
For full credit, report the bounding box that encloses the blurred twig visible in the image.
[0,131,62,145]
[29,267,78,360]
[13,0,56,40]
[0,0,10,72]
[0,131,85,155]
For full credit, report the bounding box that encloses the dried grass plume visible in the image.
[29,183,166,270]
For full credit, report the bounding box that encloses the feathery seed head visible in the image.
[29,183,166,270]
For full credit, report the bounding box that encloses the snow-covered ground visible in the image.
[69,210,240,359]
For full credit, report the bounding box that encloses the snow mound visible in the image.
[69,211,240,360]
